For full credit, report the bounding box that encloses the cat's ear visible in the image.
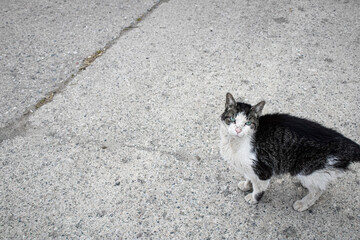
[251,101,266,117]
[225,93,236,108]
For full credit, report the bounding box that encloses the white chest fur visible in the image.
[220,124,256,178]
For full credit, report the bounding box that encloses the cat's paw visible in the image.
[238,181,252,192]
[245,193,258,204]
[293,200,309,212]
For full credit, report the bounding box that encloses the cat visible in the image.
[219,93,360,211]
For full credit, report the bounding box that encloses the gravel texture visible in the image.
[1,0,359,239]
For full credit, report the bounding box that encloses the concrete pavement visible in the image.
[0,0,159,130]
[1,0,359,239]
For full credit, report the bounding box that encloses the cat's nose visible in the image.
[235,128,241,134]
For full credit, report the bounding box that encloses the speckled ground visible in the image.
[0,0,158,128]
[1,0,359,239]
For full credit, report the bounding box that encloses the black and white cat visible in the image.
[219,93,360,211]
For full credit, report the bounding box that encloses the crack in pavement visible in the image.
[0,0,170,144]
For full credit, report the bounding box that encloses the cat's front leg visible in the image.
[238,179,252,192]
[244,177,270,204]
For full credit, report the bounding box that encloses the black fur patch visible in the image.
[255,191,265,202]
[253,113,360,176]
[252,159,273,180]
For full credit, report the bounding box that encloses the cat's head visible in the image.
[220,93,265,138]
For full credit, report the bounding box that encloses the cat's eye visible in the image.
[230,117,236,122]
[245,121,252,126]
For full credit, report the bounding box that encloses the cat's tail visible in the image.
[331,141,360,170]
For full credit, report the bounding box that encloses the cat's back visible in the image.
[255,113,360,175]
[257,113,349,143]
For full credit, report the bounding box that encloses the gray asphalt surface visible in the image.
[1,0,359,239]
